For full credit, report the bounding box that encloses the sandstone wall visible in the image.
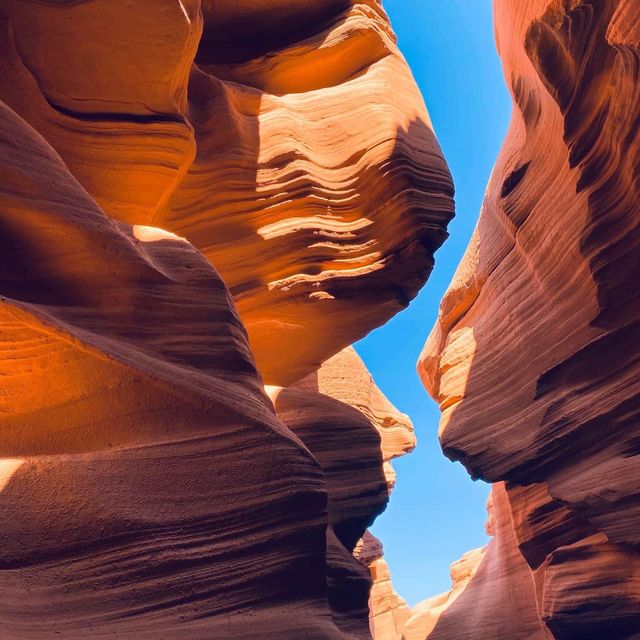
[418,1,640,638]
[0,1,452,638]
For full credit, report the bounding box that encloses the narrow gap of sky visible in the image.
[355,0,512,606]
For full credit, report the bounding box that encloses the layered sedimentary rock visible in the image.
[295,347,416,490]
[354,533,411,640]
[270,385,388,638]
[269,346,418,637]
[366,485,543,640]
[157,1,455,384]
[406,485,546,640]
[292,348,418,638]
[0,100,344,639]
[0,0,454,386]
[419,0,640,637]
[0,1,453,638]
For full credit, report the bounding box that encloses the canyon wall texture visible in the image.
[416,0,640,638]
[3,0,638,638]
[0,1,453,639]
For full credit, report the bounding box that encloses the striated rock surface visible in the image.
[355,533,411,640]
[0,0,454,386]
[414,484,546,640]
[157,1,455,384]
[420,0,640,638]
[366,485,541,640]
[270,343,419,638]
[270,385,388,638]
[296,346,416,490]
[0,100,346,639]
[0,1,452,637]
[292,348,417,639]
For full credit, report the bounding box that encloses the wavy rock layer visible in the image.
[295,346,416,490]
[0,0,454,387]
[419,1,640,637]
[158,1,454,384]
[271,385,388,638]
[273,347,417,637]
[0,100,349,640]
[0,0,450,637]
[354,533,411,640]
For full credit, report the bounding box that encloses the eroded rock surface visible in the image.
[419,1,640,637]
[355,533,411,640]
[0,99,342,640]
[295,346,416,490]
[0,1,451,638]
[0,0,454,386]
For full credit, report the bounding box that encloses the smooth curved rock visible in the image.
[419,1,640,637]
[0,99,350,640]
[271,386,388,638]
[421,484,546,640]
[0,0,200,223]
[354,532,411,640]
[1,0,454,387]
[156,1,454,384]
[296,346,416,490]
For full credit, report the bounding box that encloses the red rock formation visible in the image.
[295,347,416,490]
[268,345,419,638]
[0,0,454,386]
[366,486,541,640]
[292,348,417,639]
[0,100,348,639]
[0,1,453,638]
[416,485,547,640]
[355,532,411,640]
[419,1,640,637]
[270,386,388,638]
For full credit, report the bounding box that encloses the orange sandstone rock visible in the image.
[420,1,640,637]
[295,347,416,490]
[156,1,454,384]
[355,532,411,640]
[0,99,349,640]
[0,1,454,387]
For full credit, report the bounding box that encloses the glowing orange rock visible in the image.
[0,0,454,387]
[0,99,350,639]
[0,1,452,636]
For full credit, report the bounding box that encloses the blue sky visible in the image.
[356,1,512,605]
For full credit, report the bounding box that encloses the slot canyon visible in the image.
[0,1,638,639]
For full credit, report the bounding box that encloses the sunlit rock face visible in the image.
[0,0,454,387]
[0,1,451,638]
[366,485,542,640]
[0,100,341,640]
[354,532,411,640]
[420,1,640,638]
[413,485,547,640]
[158,1,455,385]
[295,347,416,491]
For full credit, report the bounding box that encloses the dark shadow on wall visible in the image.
[274,386,389,638]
